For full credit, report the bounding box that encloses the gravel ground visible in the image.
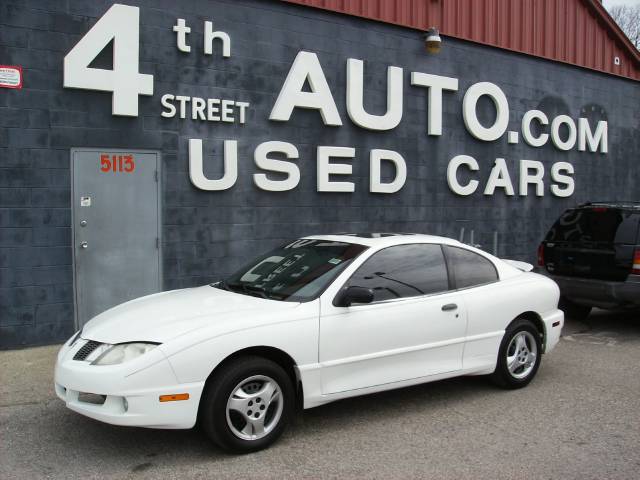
[1,310,639,480]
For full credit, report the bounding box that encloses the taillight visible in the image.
[537,243,545,266]
[632,249,640,275]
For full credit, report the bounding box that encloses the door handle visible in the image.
[441,303,457,311]
[80,241,88,249]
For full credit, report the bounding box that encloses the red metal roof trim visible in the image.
[583,0,640,62]
[281,0,640,81]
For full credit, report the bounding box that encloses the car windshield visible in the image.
[215,239,368,302]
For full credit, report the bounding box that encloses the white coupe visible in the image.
[55,234,563,452]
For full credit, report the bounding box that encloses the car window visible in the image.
[614,213,639,244]
[221,239,368,302]
[445,246,498,289]
[344,244,449,302]
[545,208,639,245]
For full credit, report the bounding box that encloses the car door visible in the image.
[319,243,468,395]
[443,245,503,370]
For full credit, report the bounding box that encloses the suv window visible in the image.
[344,244,449,302]
[545,208,639,245]
[446,246,498,288]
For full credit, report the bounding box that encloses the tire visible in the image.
[200,355,294,454]
[558,297,592,321]
[491,319,542,389]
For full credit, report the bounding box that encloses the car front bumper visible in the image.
[54,339,204,429]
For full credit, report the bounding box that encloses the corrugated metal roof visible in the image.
[282,0,640,81]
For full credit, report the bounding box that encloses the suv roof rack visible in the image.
[579,201,640,209]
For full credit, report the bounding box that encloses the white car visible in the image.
[55,234,563,452]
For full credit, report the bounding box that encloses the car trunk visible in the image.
[542,207,639,281]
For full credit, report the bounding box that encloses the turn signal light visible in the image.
[632,249,640,275]
[159,393,190,402]
[537,243,545,266]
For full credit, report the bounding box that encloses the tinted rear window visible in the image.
[546,208,639,244]
[445,246,499,289]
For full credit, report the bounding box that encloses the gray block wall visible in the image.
[1,0,639,348]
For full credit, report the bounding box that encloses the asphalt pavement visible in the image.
[1,310,639,480]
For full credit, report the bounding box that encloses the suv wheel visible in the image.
[559,297,592,321]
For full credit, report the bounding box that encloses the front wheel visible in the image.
[200,356,294,453]
[491,319,542,389]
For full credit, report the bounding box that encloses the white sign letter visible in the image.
[578,118,608,153]
[204,21,231,57]
[254,141,300,192]
[519,160,545,196]
[189,138,238,191]
[447,155,479,196]
[550,162,575,197]
[63,4,154,116]
[551,115,577,151]
[173,18,191,53]
[346,59,403,130]
[317,146,355,192]
[462,82,509,141]
[160,94,176,118]
[370,149,407,193]
[270,51,342,126]
[410,72,458,136]
[484,158,515,196]
[521,110,549,147]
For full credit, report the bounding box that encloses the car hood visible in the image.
[81,286,301,344]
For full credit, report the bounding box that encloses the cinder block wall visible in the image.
[1,0,638,347]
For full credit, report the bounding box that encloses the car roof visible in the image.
[302,233,466,248]
[301,233,524,280]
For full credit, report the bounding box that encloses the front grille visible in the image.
[73,340,102,361]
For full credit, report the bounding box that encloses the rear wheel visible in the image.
[491,319,542,389]
[200,356,294,453]
[559,297,592,321]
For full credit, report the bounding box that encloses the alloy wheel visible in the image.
[225,375,284,441]
[506,331,538,379]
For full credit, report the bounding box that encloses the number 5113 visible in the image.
[100,154,135,173]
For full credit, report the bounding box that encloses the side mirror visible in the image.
[334,286,374,307]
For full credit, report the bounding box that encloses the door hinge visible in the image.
[154,170,159,182]
[156,237,160,249]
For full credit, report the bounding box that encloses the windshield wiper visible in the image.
[243,285,271,299]
[213,280,232,291]
[218,281,283,300]
[220,281,269,298]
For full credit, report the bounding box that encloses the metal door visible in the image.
[71,149,161,328]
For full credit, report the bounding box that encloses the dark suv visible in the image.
[537,202,640,320]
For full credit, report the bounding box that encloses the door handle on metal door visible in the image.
[80,241,88,249]
[441,303,457,311]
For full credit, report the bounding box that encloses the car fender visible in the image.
[460,272,560,369]
[162,300,320,384]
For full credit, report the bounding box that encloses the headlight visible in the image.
[91,342,159,366]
